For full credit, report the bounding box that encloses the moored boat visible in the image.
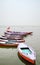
[5,26,32,36]
[0,35,23,40]
[0,27,32,40]
[0,39,25,47]
[3,32,32,40]
[18,43,36,64]
[4,31,32,36]
[0,41,18,47]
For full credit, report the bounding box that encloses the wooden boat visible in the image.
[0,39,25,42]
[3,32,32,40]
[0,39,25,47]
[4,31,32,36]
[0,41,18,47]
[18,43,36,64]
[1,35,23,40]
[5,26,32,36]
[1,27,32,40]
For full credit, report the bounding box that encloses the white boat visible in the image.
[18,43,36,64]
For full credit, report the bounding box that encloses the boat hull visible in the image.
[18,51,35,64]
[4,32,32,36]
[18,43,36,64]
[0,43,18,47]
[0,40,25,47]
[0,35,23,40]
[0,42,24,47]
[0,39,25,43]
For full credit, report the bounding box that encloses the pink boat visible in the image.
[4,26,32,36]
[4,31,32,36]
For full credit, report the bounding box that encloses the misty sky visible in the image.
[0,0,40,26]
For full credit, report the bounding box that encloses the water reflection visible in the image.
[0,46,17,49]
[18,52,36,65]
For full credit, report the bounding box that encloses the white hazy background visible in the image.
[0,0,40,26]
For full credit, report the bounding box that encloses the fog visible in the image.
[0,0,40,26]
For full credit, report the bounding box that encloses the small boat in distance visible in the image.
[18,43,36,64]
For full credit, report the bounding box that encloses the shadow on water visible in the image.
[0,46,17,49]
[18,52,36,65]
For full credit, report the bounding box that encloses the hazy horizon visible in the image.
[0,0,40,26]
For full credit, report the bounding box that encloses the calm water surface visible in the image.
[0,26,40,65]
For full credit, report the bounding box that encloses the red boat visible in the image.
[18,43,36,64]
[0,39,25,47]
[0,41,18,47]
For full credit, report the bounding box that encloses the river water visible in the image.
[0,26,40,65]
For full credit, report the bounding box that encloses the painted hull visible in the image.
[1,32,32,40]
[0,40,25,47]
[5,35,23,40]
[18,51,35,64]
[0,39,25,42]
[0,42,18,47]
[18,43,36,64]
[0,36,24,40]
[4,31,32,36]
[2,32,32,40]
